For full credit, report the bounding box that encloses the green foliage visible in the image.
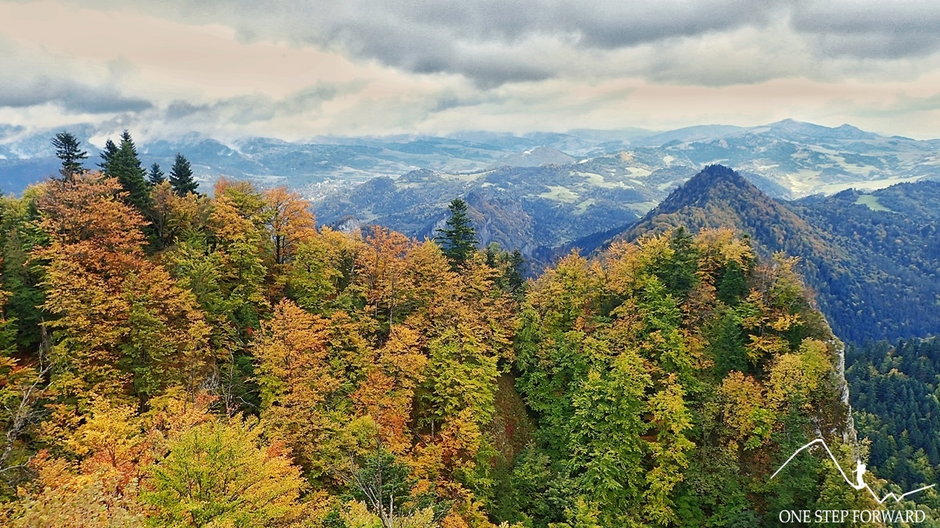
[102,130,152,211]
[282,232,361,315]
[628,166,940,343]
[142,419,308,528]
[423,327,499,425]
[716,260,747,305]
[351,448,450,527]
[0,171,874,528]
[148,162,166,185]
[847,338,940,489]
[0,291,44,496]
[507,230,857,527]
[0,190,46,351]
[485,244,526,299]
[650,227,699,296]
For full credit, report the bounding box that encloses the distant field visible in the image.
[854,193,894,212]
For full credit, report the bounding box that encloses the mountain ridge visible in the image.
[4,119,939,201]
[587,164,940,344]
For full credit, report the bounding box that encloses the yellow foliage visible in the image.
[693,228,754,270]
[254,299,343,474]
[264,186,317,265]
[8,452,146,528]
[717,372,773,449]
[745,334,790,363]
[767,338,831,408]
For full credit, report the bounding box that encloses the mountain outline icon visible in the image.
[771,438,935,504]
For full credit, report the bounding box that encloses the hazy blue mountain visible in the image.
[0,158,60,194]
[628,124,747,146]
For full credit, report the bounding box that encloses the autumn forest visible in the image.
[0,135,931,527]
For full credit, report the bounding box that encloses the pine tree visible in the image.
[169,153,198,196]
[51,132,88,180]
[148,163,166,185]
[435,198,477,268]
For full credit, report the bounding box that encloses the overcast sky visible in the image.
[2,0,940,141]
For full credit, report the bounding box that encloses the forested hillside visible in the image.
[792,184,940,342]
[848,338,940,491]
[603,165,940,344]
[0,166,900,526]
[503,230,874,526]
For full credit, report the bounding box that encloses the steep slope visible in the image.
[847,338,940,490]
[600,165,940,343]
[612,165,844,277]
[621,165,824,249]
[506,228,865,526]
[792,182,940,342]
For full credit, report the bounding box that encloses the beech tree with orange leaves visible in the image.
[35,173,215,408]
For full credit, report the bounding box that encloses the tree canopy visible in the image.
[0,171,900,527]
[169,153,198,196]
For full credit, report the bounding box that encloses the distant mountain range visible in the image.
[3,119,939,201]
[592,165,940,344]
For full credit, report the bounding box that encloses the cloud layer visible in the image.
[1,0,940,140]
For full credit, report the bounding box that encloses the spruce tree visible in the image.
[99,139,119,172]
[101,131,151,210]
[169,153,198,196]
[148,163,166,185]
[51,132,88,179]
[435,198,477,268]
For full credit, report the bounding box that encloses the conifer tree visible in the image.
[435,198,477,268]
[148,163,166,185]
[169,153,198,196]
[51,132,88,179]
[507,249,525,294]
[101,131,151,210]
[99,139,118,171]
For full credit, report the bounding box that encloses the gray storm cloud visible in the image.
[2,0,940,138]
[67,0,940,85]
[791,0,940,57]
[0,76,153,113]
